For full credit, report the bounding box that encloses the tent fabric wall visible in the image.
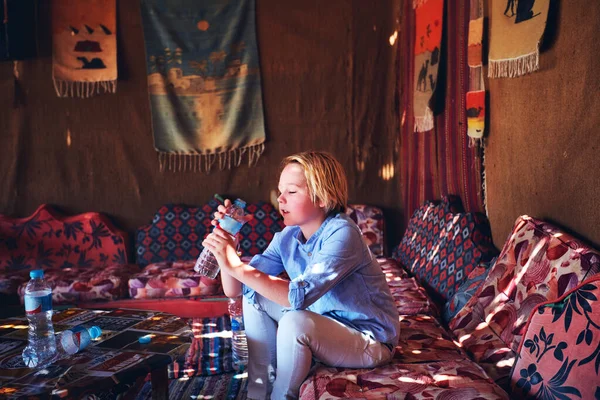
[0,0,404,252]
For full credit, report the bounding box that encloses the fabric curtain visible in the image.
[399,0,485,223]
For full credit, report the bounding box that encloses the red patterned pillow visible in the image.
[510,274,600,399]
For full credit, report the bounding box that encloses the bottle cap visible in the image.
[89,326,102,339]
[29,270,44,279]
[138,335,152,344]
[233,199,246,209]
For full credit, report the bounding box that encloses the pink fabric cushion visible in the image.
[345,204,386,257]
[128,260,223,299]
[449,215,600,383]
[511,274,600,399]
[17,263,140,305]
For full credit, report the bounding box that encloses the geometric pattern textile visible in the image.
[511,274,600,400]
[411,209,498,301]
[442,259,493,324]
[392,195,464,274]
[135,201,284,266]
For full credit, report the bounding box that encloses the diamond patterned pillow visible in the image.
[413,211,498,301]
[136,201,285,266]
[392,195,464,274]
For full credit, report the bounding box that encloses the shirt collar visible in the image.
[294,213,338,246]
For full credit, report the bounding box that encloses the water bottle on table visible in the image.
[228,296,248,371]
[22,269,57,368]
[56,325,102,359]
[194,198,248,279]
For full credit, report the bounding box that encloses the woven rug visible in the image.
[135,373,248,400]
[140,0,266,172]
[488,0,550,78]
[412,0,444,132]
[51,0,117,97]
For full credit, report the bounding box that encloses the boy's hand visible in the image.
[202,227,242,271]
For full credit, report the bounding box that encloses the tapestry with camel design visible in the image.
[412,0,444,132]
[140,0,266,173]
[51,0,117,97]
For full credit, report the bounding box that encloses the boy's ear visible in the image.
[317,198,326,209]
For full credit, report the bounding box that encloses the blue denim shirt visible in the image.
[244,213,400,347]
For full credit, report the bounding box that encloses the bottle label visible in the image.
[219,215,244,236]
[231,318,244,331]
[69,326,90,350]
[24,293,52,315]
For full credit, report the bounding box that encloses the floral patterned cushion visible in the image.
[299,359,509,399]
[345,205,385,257]
[16,263,140,305]
[0,204,128,272]
[510,274,600,399]
[449,215,600,383]
[128,260,223,299]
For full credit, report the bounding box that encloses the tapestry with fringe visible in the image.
[400,0,485,223]
[51,0,117,98]
[466,0,485,145]
[140,0,266,172]
[488,0,550,78]
[413,0,444,133]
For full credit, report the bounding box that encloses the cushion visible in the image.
[300,359,509,399]
[412,208,498,302]
[345,204,386,257]
[442,258,494,323]
[0,204,129,272]
[392,195,464,274]
[17,263,141,305]
[135,201,284,266]
[449,215,600,383]
[510,274,600,399]
[128,260,223,299]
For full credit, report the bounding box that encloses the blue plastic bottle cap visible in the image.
[89,326,102,339]
[234,199,246,209]
[29,270,44,279]
[138,335,152,344]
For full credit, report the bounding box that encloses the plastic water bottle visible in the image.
[228,296,248,371]
[56,326,102,359]
[22,270,57,368]
[194,198,247,279]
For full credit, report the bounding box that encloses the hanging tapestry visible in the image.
[51,0,117,98]
[412,0,444,132]
[0,0,37,61]
[140,0,266,172]
[488,0,550,78]
[466,0,485,145]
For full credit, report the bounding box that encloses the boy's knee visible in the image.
[278,310,315,339]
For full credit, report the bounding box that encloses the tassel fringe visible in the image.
[488,49,539,78]
[53,79,117,98]
[158,143,265,173]
[414,107,434,132]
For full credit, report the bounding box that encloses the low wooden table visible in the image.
[0,308,193,399]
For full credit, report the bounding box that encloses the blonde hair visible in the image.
[281,151,348,214]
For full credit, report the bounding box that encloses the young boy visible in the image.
[202,151,400,399]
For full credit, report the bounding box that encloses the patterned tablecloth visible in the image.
[0,308,192,399]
